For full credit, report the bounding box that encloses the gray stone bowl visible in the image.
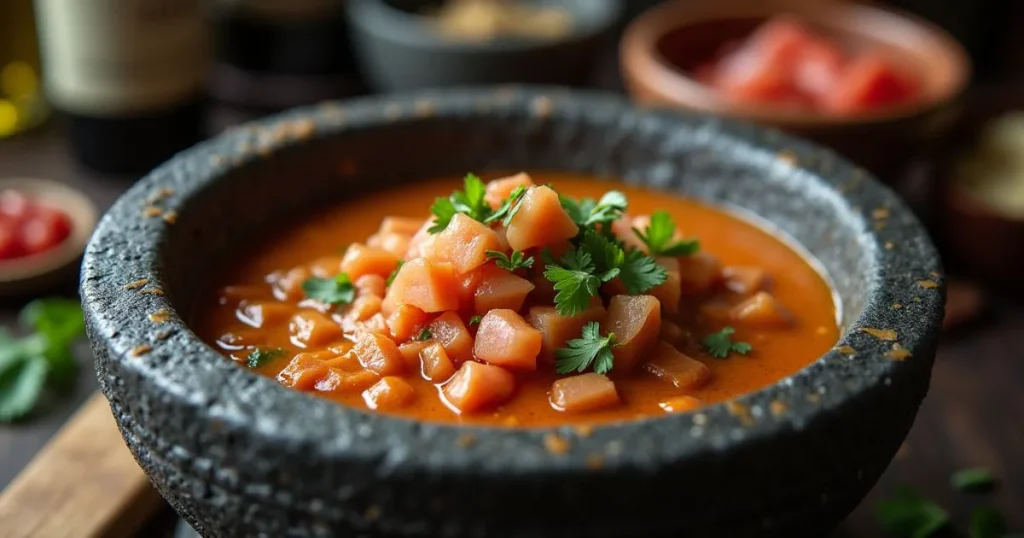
[80,87,945,538]
[346,0,621,92]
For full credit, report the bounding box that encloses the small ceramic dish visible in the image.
[346,0,621,91]
[0,178,97,296]
[81,87,944,537]
[619,0,970,174]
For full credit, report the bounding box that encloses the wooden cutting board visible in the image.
[0,392,163,538]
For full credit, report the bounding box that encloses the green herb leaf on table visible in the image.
[386,260,404,287]
[618,249,667,294]
[632,210,700,257]
[0,355,48,423]
[544,249,602,317]
[970,507,1008,538]
[952,468,997,493]
[555,322,617,375]
[469,315,482,326]
[484,185,528,226]
[246,348,284,369]
[487,250,534,272]
[877,486,950,538]
[417,329,433,341]
[701,327,753,359]
[302,273,356,305]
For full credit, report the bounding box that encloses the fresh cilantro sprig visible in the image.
[416,329,433,341]
[246,347,283,369]
[951,468,996,493]
[484,185,528,226]
[559,191,628,228]
[0,299,85,423]
[555,322,618,375]
[543,249,607,317]
[469,315,482,326]
[487,250,534,272]
[619,249,667,295]
[701,327,752,358]
[302,273,356,305]
[429,173,495,233]
[386,260,404,287]
[633,211,700,257]
[877,487,950,538]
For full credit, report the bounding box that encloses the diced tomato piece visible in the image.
[379,216,424,236]
[526,303,606,364]
[398,340,431,371]
[277,354,329,391]
[384,258,460,313]
[604,295,661,372]
[345,294,383,322]
[363,376,416,410]
[473,265,535,314]
[367,232,411,258]
[354,332,405,376]
[354,274,387,298]
[0,222,23,260]
[442,361,516,414]
[315,368,380,393]
[730,291,792,328]
[484,172,534,209]
[713,18,809,102]
[650,257,682,314]
[308,256,344,278]
[678,251,722,294]
[271,266,311,302]
[18,207,72,256]
[236,301,296,329]
[419,341,456,382]
[386,304,431,343]
[824,53,919,114]
[0,190,31,220]
[427,311,474,362]
[289,311,343,348]
[505,186,579,251]
[340,243,400,280]
[643,341,712,390]
[549,373,620,413]
[795,37,845,100]
[322,351,361,371]
[430,213,501,274]
[405,219,437,260]
[474,309,542,371]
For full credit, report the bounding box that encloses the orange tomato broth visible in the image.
[192,173,839,427]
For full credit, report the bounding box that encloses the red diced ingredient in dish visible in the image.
[355,332,405,376]
[277,353,330,391]
[430,213,501,273]
[549,373,619,413]
[604,295,662,372]
[341,243,400,280]
[354,274,387,298]
[642,341,712,391]
[442,361,516,414]
[484,172,534,209]
[473,309,542,371]
[722,266,767,296]
[473,264,535,314]
[237,301,296,329]
[363,376,416,410]
[289,311,343,348]
[527,303,606,364]
[0,190,74,261]
[386,304,431,343]
[419,341,456,382]
[700,16,921,114]
[384,258,459,313]
[427,311,474,362]
[504,186,579,251]
[316,368,380,394]
[730,291,793,328]
[379,216,425,236]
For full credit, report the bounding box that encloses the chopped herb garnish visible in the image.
[386,260,405,287]
[544,249,604,317]
[416,329,433,341]
[952,468,996,493]
[246,347,284,369]
[632,210,700,257]
[555,322,617,375]
[469,315,482,326]
[487,250,534,272]
[877,487,950,538]
[484,185,528,226]
[970,507,1008,538]
[618,249,667,294]
[302,273,356,305]
[559,191,628,228]
[579,230,623,281]
[701,327,753,359]
[0,299,85,423]
[429,173,492,233]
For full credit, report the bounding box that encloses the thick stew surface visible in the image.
[193,173,839,427]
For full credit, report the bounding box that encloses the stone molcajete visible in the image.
[80,87,944,537]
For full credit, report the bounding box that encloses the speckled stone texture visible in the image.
[80,87,945,538]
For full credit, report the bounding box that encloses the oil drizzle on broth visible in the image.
[192,174,840,427]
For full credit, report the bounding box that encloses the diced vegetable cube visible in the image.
[322,351,360,371]
[379,216,425,236]
[474,309,542,371]
[289,311,343,348]
[236,301,295,329]
[355,274,387,298]
[276,353,329,390]
[272,266,311,301]
[549,373,620,413]
[384,258,459,313]
[217,285,271,303]
[308,256,344,278]
[346,294,382,322]
[794,37,844,99]
[341,243,400,281]
[824,53,919,114]
[367,232,411,258]
[730,291,792,328]
[427,311,474,362]
[678,251,722,294]
[386,304,431,343]
[659,320,689,348]
[484,172,534,209]
[315,368,380,393]
[505,186,579,251]
[713,17,808,102]
[363,376,416,410]
[722,266,767,296]
[442,361,516,413]
[430,213,501,274]
[526,303,606,364]
[405,219,437,260]
[650,257,682,314]
[604,295,661,372]
[398,340,430,371]
[473,265,535,313]
[419,342,456,382]
[354,332,404,375]
[643,341,712,390]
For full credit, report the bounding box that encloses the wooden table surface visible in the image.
[1,118,1021,537]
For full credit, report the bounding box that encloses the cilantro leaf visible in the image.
[428,196,458,233]
[246,347,284,369]
[555,322,617,375]
[559,193,594,227]
[417,329,433,341]
[430,173,497,232]
[484,185,527,225]
[970,507,1008,538]
[618,249,667,294]
[487,250,534,272]
[544,249,601,317]
[469,315,482,326]
[632,211,700,257]
[559,191,626,228]
[302,273,356,305]
[0,355,47,423]
[579,230,623,282]
[386,260,404,287]
[701,327,753,358]
[952,468,996,493]
[877,487,949,538]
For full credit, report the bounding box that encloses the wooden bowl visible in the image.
[619,0,971,175]
[0,178,97,296]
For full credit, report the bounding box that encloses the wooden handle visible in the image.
[0,392,163,538]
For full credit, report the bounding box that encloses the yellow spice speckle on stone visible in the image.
[149,309,171,323]
[162,210,178,224]
[142,206,162,218]
[585,454,604,470]
[885,343,913,361]
[725,401,754,427]
[131,344,152,357]
[141,287,165,296]
[917,279,939,289]
[769,400,787,417]
[885,241,896,250]
[456,433,476,448]
[861,328,897,341]
[835,345,856,356]
[530,96,553,118]
[777,150,798,166]
[573,424,594,438]
[124,278,149,290]
[543,433,571,455]
[872,208,890,219]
